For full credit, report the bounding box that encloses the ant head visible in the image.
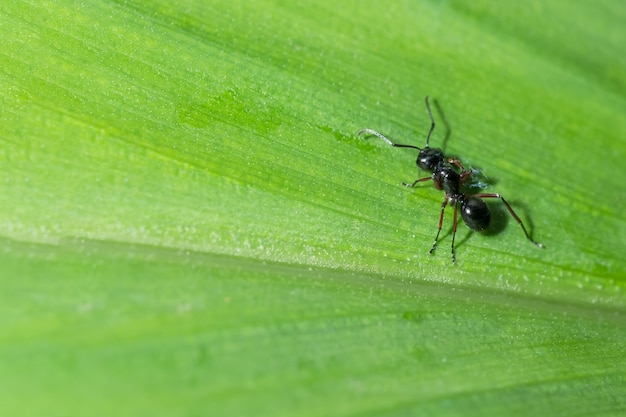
[417,147,444,172]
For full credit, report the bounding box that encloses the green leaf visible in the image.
[1,0,625,415]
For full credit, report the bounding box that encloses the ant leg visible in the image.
[429,198,448,255]
[451,203,459,263]
[403,176,432,187]
[357,129,421,150]
[447,158,476,186]
[447,158,478,185]
[459,169,473,183]
[477,193,544,248]
[448,157,467,171]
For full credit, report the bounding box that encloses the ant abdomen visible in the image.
[461,196,490,231]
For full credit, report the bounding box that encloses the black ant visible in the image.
[358,96,543,263]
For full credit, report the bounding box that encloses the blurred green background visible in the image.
[1,1,625,415]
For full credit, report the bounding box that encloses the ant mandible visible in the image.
[358,96,544,263]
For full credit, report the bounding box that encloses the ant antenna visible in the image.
[357,95,435,151]
[424,96,435,147]
[357,128,422,150]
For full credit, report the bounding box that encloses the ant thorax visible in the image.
[432,165,461,197]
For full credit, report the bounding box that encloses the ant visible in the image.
[358,96,543,263]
